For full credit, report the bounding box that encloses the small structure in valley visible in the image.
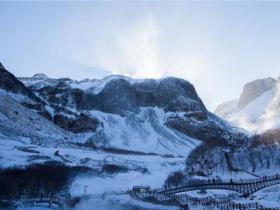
[132,185,151,193]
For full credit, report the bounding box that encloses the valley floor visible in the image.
[0,137,185,209]
[1,138,280,210]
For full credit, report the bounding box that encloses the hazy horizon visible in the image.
[1,1,280,110]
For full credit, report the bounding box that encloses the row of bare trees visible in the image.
[0,161,91,199]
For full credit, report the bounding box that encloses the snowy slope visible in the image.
[16,72,249,157]
[0,82,201,156]
[214,99,239,120]
[2,63,279,209]
[1,63,248,166]
[86,108,200,157]
[3,74,203,157]
[2,73,203,157]
[0,89,72,145]
[215,77,280,133]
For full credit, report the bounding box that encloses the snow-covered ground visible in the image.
[72,195,180,210]
[2,136,280,209]
[2,73,279,209]
[254,185,280,208]
[0,137,187,209]
[70,154,184,196]
[86,108,200,157]
[181,186,280,209]
[0,86,201,158]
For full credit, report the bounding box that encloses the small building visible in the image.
[132,185,151,193]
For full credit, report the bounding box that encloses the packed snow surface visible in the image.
[0,136,187,210]
[87,108,200,157]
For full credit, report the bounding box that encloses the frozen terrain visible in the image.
[85,108,200,157]
[1,63,279,209]
[0,135,188,210]
[215,77,280,133]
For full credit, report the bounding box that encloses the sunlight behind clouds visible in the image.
[2,1,280,110]
[114,17,162,78]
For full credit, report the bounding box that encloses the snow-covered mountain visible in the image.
[3,62,280,209]
[0,62,248,158]
[215,77,280,133]
[0,63,74,145]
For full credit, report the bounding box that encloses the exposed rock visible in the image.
[54,113,100,133]
[0,63,52,120]
[0,63,248,157]
[238,77,276,109]
[0,63,41,103]
[35,77,206,115]
[165,112,248,146]
[215,77,280,132]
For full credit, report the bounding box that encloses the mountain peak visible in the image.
[0,63,42,103]
[239,77,276,109]
[32,73,49,79]
[0,62,5,70]
[215,77,280,132]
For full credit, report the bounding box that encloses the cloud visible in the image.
[52,14,225,110]
[48,8,248,111]
[113,17,162,78]
[53,16,163,79]
[3,2,280,111]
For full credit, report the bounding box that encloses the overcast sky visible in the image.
[1,1,280,111]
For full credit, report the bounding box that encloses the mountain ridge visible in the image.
[215,77,280,133]
[0,63,249,158]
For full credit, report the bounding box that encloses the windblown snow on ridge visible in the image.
[215,77,280,133]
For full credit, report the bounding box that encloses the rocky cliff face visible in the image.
[15,72,249,156]
[0,63,51,119]
[0,63,41,102]
[215,77,280,133]
[3,62,280,179]
[21,76,206,115]
[0,62,251,157]
[238,78,276,109]
[206,76,280,176]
